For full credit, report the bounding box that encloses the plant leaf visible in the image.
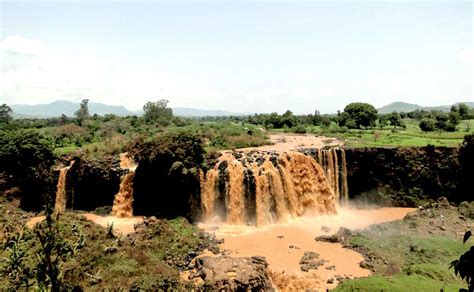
[463,230,471,244]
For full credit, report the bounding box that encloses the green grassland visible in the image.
[272,119,473,148]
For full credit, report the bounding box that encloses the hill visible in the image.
[10,100,135,117]
[172,107,247,117]
[378,101,474,114]
[9,100,248,118]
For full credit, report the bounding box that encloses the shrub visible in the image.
[419,118,436,132]
[290,125,307,134]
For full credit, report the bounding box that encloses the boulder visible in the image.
[192,256,272,291]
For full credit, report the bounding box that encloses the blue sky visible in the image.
[1,1,472,113]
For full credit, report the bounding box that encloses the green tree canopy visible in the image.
[342,102,378,129]
[143,99,173,125]
[74,99,90,126]
[419,118,436,132]
[0,103,13,124]
[458,103,471,119]
[387,112,403,128]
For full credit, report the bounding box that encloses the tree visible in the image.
[458,103,470,119]
[74,99,90,126]
[143,99,173,125]
[0,103,13,124]
[419,118,436,132]
[342,102,378,129]
[281,110,297,128]
[447,111,461,132]
[59,114,68,125]
[321,115,331,128]
[387,112,403,128]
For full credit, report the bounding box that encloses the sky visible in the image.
[0,1,472,114]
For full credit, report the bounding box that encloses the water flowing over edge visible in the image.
[200,150,346,226]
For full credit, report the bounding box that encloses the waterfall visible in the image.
[54,160,75,214]
[111,153,137,218]
[314,148,349,203]
[200,151,337,225]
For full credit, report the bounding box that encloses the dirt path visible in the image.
[237,133,343,152]
[200,207,415,291]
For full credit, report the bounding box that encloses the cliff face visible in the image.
[66,156,122,211]
[345,146,468,206]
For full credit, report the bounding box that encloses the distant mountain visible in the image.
[378,101,474,114]
[10,100,248,118]
[10,100,135,118]
[172,107,247,117]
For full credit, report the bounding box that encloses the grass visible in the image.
[333,206,471,292]
[271,119,473,148]
[335,274,462,292]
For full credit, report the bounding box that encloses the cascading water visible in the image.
[200,151,337,225]
[54,160,75,214]
[111,153,137,218]
[313,148,349,202]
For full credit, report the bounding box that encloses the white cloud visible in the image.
[0,36,50,56]
[0,36,224,111]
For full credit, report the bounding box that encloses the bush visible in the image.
[290,125,307,134]
[419,118,436,132]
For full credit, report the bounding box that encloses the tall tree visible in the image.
[0,104,13,124]
[143,99,173,125]
[74,99,90,126]
[388,112,403,128]
[342,102,378,129]
[458,103,470,119]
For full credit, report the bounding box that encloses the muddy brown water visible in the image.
[200,207,415,291]
[27,214,143,236]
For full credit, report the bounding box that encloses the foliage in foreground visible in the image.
[450,231,473,291]
[0,205,213,289]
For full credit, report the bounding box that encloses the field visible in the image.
[271,119,473,148]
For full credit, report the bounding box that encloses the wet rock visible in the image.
[315,227,353,243]
[359,261,373,269]
[192,256,272,290]
[299,251,326,272]
[335,275,345,282]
